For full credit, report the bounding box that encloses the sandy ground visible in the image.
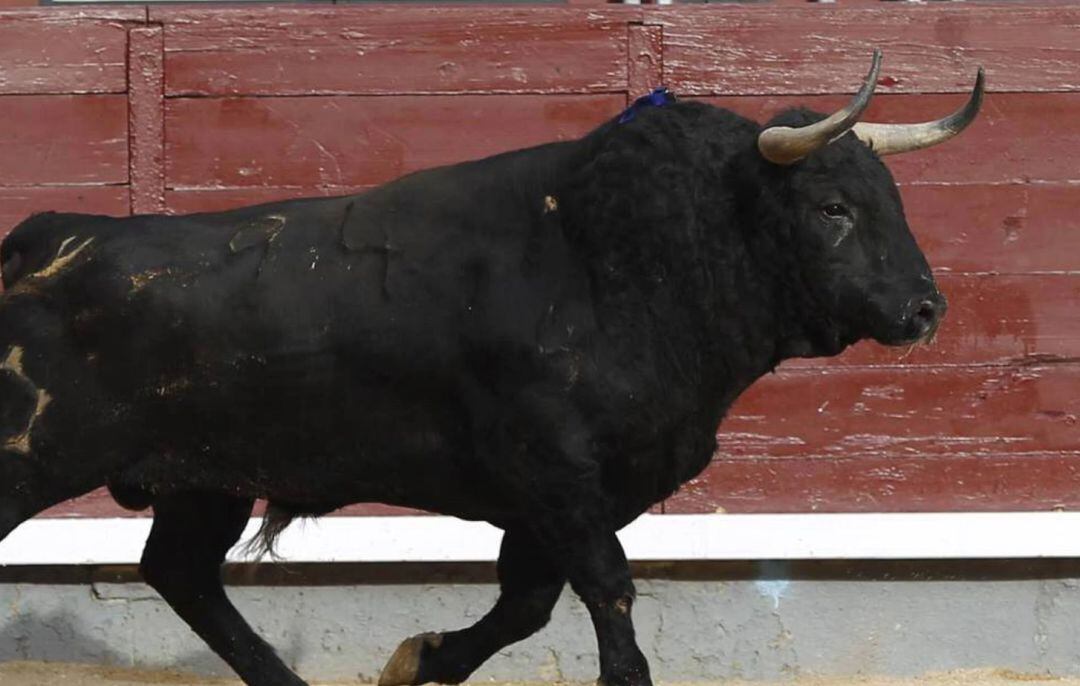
[0,664,1072,686]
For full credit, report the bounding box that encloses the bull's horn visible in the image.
[852,67,985,156]
[757,50,882,165]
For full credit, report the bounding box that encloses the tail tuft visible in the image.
[241,502,298,561]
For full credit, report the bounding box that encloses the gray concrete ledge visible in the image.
[2,561,1080,682]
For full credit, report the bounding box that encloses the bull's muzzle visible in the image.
[901,291,948,345]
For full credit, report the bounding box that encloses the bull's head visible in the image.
[754,51,983,353]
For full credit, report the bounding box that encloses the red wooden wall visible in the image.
[0,3,1077,519]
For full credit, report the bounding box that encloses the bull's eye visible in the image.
[821,203,851,219]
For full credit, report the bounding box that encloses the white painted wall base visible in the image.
[2,512,1080,565]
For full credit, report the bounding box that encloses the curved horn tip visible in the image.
[956,65,986,128]
[850,62,986,156]
[864,49,883,86]
[754,49,884,166]
[871,48,883,68]
[855,50,883,104]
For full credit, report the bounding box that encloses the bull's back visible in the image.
[108,172,565,385]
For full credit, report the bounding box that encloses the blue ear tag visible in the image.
[618,87,676,124]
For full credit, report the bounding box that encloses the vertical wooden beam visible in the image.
[631,20,663,512]
[627,23,663,101]
[128,25,165,215]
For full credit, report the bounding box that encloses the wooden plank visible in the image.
[628,23,663,99]
[35,367,1080,518]
[0,10,142,95]
[167,92,1080,189]
[166,187,367,215]
[713,364,1080,460]
[665,363,1080,512]
[45,454,1080,519]
[789,274,1080,369]
[129,26,166,215]
[902,184,1080,276]
[666,452,1080,514]
[694,92,1080,185]
[40,490,414,519]
[657,4,1080,95]
[0,8,145,19]
[46,361,1080,518]
[154,7,633,96]
[0,95,128,186]
[165,94,623,190]
[0,186,129,242]
[40,490,126,519]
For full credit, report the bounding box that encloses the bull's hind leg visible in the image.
[139,492,308,686]
[380,527,565,686]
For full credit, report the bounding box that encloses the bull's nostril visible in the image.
[915,300,937,324]
[907,299,941,340]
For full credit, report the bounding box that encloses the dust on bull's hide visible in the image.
[36,236,94,280]
[6,236,95,297]
[229,214,288,277]
[0,346,51,455]
[129,267,177,295]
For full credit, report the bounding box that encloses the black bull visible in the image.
[0,54,981,686]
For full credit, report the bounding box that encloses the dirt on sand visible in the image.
[0,664,1072,686]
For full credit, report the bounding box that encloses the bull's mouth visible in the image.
[878,315,941,349]
[873,292,947,348]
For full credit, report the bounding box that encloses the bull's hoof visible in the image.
[379,632,444,686]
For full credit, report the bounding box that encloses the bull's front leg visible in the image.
[534,516,651,686]
[469,383,652,686]
[379,527,565,686]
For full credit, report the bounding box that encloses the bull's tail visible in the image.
[240,502,298,561]
[240,501,335,561]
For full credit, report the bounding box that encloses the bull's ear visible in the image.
[757,50,881,165]
[852,67,985,156]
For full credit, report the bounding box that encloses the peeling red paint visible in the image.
[628,23,663,99]
[656,5,1080,95]
[0,95,128,186]
[129,26,166,214]
[0,4,1077,518]
[165,95,623,190]
[0,10,141,95]
[152,7,633,97]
